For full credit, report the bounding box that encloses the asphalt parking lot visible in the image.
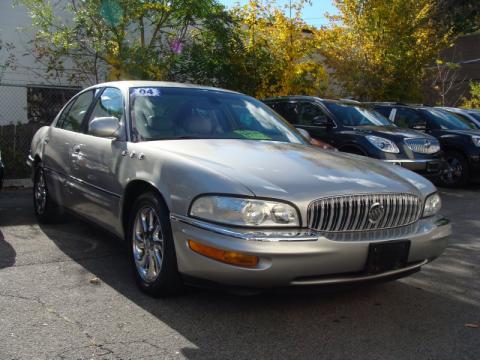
[0,188,479,360]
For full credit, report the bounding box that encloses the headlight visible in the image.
[189,196,300,227]
[366,135,400,153]
[471,135,480,147]
[423,193,441,217]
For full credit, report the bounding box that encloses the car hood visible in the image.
[345,125,435,140]
[436,129,480,137]
[141,140,432,203]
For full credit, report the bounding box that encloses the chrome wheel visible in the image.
[132,206,164,283]
[35,169,47,215]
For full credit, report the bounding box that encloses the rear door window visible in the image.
[297,102,329,126]
[394,108,425,128]
[58,90,94,132]
[269,101,301,124]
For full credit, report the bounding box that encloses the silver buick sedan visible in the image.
[28,81,450,296]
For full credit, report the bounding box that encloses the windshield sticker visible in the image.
[233,130,271,140]
[131,88,161,97]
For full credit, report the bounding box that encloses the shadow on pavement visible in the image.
[0,189,36,227]
[0,230,16,269]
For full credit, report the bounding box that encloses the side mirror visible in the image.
[89,117,120,138]
[296,127,312,142]
[313,115,331,127]
[411,122,427,131]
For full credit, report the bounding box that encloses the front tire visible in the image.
[440,151,469,187]
[128,192,183,297]
[33,164,63,223]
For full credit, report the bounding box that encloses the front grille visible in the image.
[307,193,422,232]
[404,138,440,154]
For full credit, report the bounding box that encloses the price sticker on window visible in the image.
[131,88,161,97]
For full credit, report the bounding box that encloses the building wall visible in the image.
[423,33,480,106]
[0,1,82,125]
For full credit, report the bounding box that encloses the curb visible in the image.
[3,178,33,189]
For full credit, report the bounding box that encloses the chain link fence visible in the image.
[0,83,80,179]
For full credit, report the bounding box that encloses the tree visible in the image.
[431,0,480,35]
[461,81,480,109]
[18,0,233,85]
[232,0,329,98]
[430,59,465,106]
[170,0,329,98]
[317,0,452,102]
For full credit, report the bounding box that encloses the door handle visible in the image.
[44,137,49,144]
[73,145,81,153]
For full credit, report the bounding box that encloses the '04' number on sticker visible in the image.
[132,88,161,97]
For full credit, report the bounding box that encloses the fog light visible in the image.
[188,240,259,267]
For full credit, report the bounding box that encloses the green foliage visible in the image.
[170,0,329,98]
[16,0,476,100]
[231,0,328,98]
[461,82,480,109]
[317,0,453,102]
[432,0,480,35]
[18,0,233,83]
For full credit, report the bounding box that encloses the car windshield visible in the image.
[129,87,305,143]
[422,108,477,130]
[324,102,393,127]
[467,111,480,122]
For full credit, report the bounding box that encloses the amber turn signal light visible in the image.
[188,240,259,268]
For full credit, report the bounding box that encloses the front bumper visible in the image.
[383,159,446,178]
[170,214,450,288]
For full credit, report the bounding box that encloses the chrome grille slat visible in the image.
[307,193,421,233]
[334,197,344,231]
[404,138,440,154]
[380,196,391,229]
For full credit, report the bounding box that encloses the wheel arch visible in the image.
[121,180,169,237]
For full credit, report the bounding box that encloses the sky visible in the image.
[218,0,338,27]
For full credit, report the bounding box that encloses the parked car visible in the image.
[0,149,4,190]
[372,103,480,186]
[263,97,445,182]
[436,107,480,129]
[27,81,450,296]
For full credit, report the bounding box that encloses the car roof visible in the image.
[366,102,433,110]
[263,96,363,106]
[83,80,241,95]
[438,107,480,114]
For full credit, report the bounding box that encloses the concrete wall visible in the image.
[0,1,84,125]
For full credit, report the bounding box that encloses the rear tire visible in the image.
[440,151,469,187]
[127,191,183,297]
[33,164,63,223]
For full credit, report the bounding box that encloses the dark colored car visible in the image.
[372,103,480,186]
[263,97,445,181]
[436,107,480,129]
[0,149,4,190]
